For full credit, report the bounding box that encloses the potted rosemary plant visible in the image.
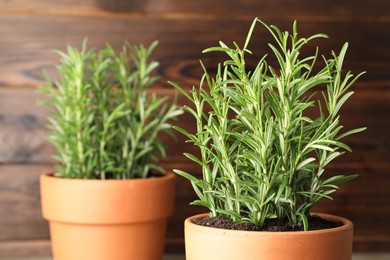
[39,41,182,260]
[171,18,366,260]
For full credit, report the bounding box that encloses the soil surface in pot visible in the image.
[192,214,342,232]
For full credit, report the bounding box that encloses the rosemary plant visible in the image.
[171,19,366,230]
[40,41,182,179]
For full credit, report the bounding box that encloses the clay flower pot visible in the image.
[40,171,175,260]
[184,213,353,260]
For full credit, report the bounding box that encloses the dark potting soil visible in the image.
[192,214,343,232]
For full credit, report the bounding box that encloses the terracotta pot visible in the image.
[40,171,175,260]
[184,213,353,260]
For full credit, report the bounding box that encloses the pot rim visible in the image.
[41,170,175,184]
[40,170,176,223]
[185,213,353,236]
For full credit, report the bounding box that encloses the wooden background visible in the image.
[0,0,389,257]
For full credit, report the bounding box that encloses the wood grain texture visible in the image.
[0,0,389,254]
[0,15,388,88]
[0,0,389,17]
[0,240,51,258]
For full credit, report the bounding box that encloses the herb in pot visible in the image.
[171,18,366,230]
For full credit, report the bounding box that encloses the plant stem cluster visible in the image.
[41,41,181,179]
[171,19,365,229]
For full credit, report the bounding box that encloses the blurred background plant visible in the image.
[40,40,182,179]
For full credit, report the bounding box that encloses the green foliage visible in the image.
[171,18,366,230]
[40,40,182,179]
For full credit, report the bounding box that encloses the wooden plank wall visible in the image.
[0,0,389,256]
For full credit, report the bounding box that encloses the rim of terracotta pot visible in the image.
[41,170,174,183]
[185,213,352,236]
[41,171,175,224]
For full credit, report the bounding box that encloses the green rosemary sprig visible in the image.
[171,18,366,230]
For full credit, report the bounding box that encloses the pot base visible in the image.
[50,220,166,260]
